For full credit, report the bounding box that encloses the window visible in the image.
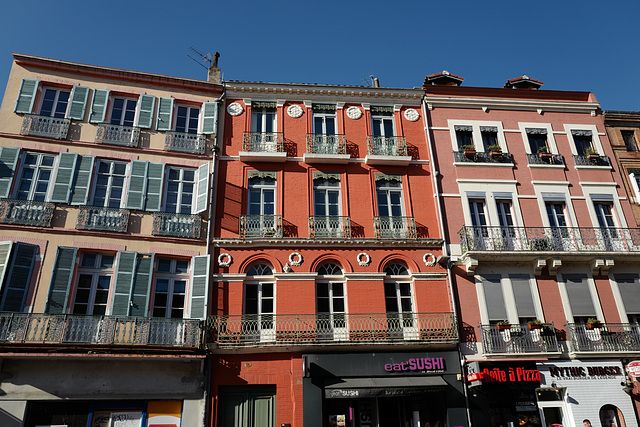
[622,130,638,151]
[14,79,89,121]
[376,177,403,217]
[252,104,276,133]
[455,125,474,150]
[175,105,200,134]
[496,200,513,227]
[14,151,56,201]
[572,130,594,156]
[469,199,487,227]
[0,241,38,312]
[165,167,195,214]
[156,97,217,135]
[316,264,346,339]
[481,127,499,151]
[152,258,190,318]
[109,97,138,126]
[371,107,395,137]
[527,128,549,154]
[545,202,568,228]
[312,175,342,237]
[72,252,115,315]
[594,202,616,228]
[248,174,276,216]
[613,274,640,323]
[563,274,598,324]
[92,159,128,208]
[313,105,336,135]
[384,281,415,336]
[89,90,155,130]
[244,282,275,339]
[38,87,70,118]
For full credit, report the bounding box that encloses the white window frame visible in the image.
[557,271,604,323]
[384,278,417,339]
[14,151,58,202]
[38,86,71,118]
[151,257,191,319]
[518,123,559,159]
[316,278,347,340]
[563,124,605,157]
[108,96,139,126]
[370,107,396,138]
[243,280,276,342]
[458,181,524,227]
[629,172,640,204]
[251,104,277,133]
[71,252,116,316]
[533,183,578,228]
[174,104,201,134]
[475,274,545,325]
[448,120,507,153]
[247,176,277,216]
[375,178,405,217]
[163,166,196,214]
[91,159,130,208]
[313,178,341,217]
[313,109,338,135]
[580,182,628,228]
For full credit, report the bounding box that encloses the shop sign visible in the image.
[466,362,540,386]
[627,361,640,378]
[548,365,622,379]
[384,357,445,373]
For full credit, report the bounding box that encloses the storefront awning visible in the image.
[325,376,448,399]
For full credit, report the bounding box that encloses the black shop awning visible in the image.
[325,376,448,398]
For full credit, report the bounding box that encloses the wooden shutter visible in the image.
[189,255,209,319]
[0,242,13,296]
[66,86,90,120]
[200,101,218,134]
[130,253,154,317]
[70,155,95,205]
[156,97,174,131]
[0,147,20,198]
[45,247,78,314]
[125,160,148,210]
[145,162,165,212]
[49,152,78,203]
[193,162,210,214]
[89,89,110,123]
[1,242,37,312]
[111,251,138,316]
[136,94,156,129]
[14,79,39,113]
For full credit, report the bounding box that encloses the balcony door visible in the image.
[594,202,623,250]
[384,264,416,340]
[313,177,341,238]
[371,108,396,155]
[247,175,276,237]
[468,199,491,250]
[545,202,575,250]
[376,177,405,238]
[244,279,275,343]
[251,105,277,151]
[496,199,519,249]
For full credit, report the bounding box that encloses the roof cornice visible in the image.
[424,95,600,115]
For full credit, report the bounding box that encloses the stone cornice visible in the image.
[425,95,600,115]
[212,238,444,249]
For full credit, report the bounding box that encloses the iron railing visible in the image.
[567,323,640,352]
[306,134,347,155]
[526,153,564,165]
[239,215,283,238]
[164,132,206,155]
[573,154,612,167]
[0,313,201,348]
[242,132,284,152]
[0,199,54,227]
[480,323,560,354]
[366,136,408,156]
[453,151,514,164]
[76,206,130,232]
[20,115,70,139]
[373,216,417,239]
[458,225,640,253]
[152,212,201,238]
[95,124,140,147]
[207,312,457,348]
[308,216,351,239]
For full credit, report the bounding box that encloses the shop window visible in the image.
[600,404,625,427]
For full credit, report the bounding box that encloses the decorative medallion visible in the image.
[287,104,303,118]
[218,253,232,267]
[423,253,436,267]
[289,252,303,266]
[357,252,371,267]
[346,106,362,120]
[227,102,244,116]
[404,108,419,122]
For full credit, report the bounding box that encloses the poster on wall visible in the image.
[329,415,346,427]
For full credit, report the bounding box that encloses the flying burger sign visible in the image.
[628,361,640,378]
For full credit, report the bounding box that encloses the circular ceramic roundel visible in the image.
[357,252,371,267]
[346,106,363,120]
[227,102,244,116]
[423,253,436,267]
[404,108,419,122]
[218,253,232,267]
[287,104,303,118]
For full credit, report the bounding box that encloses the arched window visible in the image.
[244,262,275,342]
[315,261,346,340]
[316,262,343,276]
[384,262,409,276]
[245,262,273,276]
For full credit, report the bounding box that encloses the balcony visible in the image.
[374,216,417,239]
[239,215,283,238]
[240,132,286,162]
[308,216,351,239]
[0,199,53,227]
[20,115,70,139]
[567,323,640,353]
[207,312,457,348]
[304,134,350,164]
[480,323,560,354]
[164,132,206,155]
[95,124,140,147]
[76,206,130,232]
[0,313,201,348]
[526,153,564,166]
[573,154,612,167]
[152,212,201,238]
[453,151,514,164]
[365,136,412,166]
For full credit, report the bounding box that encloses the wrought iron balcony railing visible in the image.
[95,124,140,147]
[526,153,564,165]
[207,312,457,348]
[573,154,612,167]
[0,199,54,227]
[308,216,351,239]
[374,216,417,239]
[164,132,206,155]
[366,136,408,156]
[20,115,70,139]
[239,215,283,238]
[458,225,640,253]
[567,323,640,353]
[76,206,130,232]
[306,134,347,155]
[0,313,201,348]
[480,323,560,354]
[453,151,514,164]
[152,212,201,238]
[242,132,284,152]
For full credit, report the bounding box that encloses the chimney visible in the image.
[504,74,543,90]
[423,70,464,87]
[208,52,221,83]
[373,77,380,88]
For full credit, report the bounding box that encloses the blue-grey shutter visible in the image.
[89,89,110,123]
[14,79,39,114]
[145,162,165,212]
[45,247,78,314]
[0,147,20,198]
[201,102,218,134]
[615,274,640,314]
[156,97,174,131]
[189,255,209,319]
[564,274,597,317]
[111,251,137,316]
[65,86,90,120]
[136,95,156,129]
[0,242,37,312]
[130,253,154,317]
[49,152,78,203]
[0,242,13,296]
[193,162,210,214]
[482,274,507,321]
[510,274,536,318]
[70,155,95,205]
[125,160,148,210]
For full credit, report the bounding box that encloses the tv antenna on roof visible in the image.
[362,71,375,87]
[188,47,218,70]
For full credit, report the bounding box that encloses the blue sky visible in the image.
[1,0,639,110]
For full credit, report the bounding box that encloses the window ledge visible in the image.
[527,163,566,169]
[303,153,351,164]
[238,151,287,163]
[575,165,613,170]
[364,154,412,166]
[453,161,514,168]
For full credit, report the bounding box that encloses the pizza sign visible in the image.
[627,361,640,378]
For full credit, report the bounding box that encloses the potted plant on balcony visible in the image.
[587,318,603,329]
[585,147,600,161]
[496,320,511,331]
[487,144,502,158]
[462,144,476,157]
[527,319,543,330]
[537,146,552,160]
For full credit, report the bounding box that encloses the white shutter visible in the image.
[193,162,210,214]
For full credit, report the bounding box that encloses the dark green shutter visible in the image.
[136,95,156,129]
[45,247,78,314]
[66,86,90,120]
[89,89,110,123]
[145,162,165,212]
[130,253,154,317]
[49,152,78,203]
[70,155,95,205]
[201,102,218,134]
[125,160,148,210]
[156,97,174,131]
[194,162,210,214]
[14,79,39,114]
[0,147,20,198]
[190,255,209,319]
[111,251,137,316]
[1,242,37,312]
